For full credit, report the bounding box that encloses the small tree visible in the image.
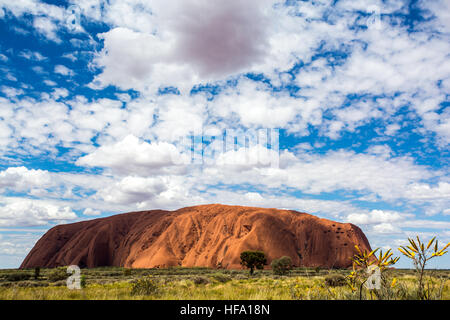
[240,251,267,275]
[34,267,40,280]
[271,256,292,275]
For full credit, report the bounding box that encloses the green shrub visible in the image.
[131,277,158,296]
[210,273,232,283]
[6,272,31,282]
[324,273,347,287]
[16,281,49,288]
[80,275,87,288]
[193,276,210,285]
[53,280,67,287]
[271,256,293,275]
[234,274,249,280]
[48,268,67,282]
[123,268,132,276]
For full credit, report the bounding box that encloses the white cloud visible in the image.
[43,79,57,86]
[50,88,69,99]
[90,27,173,91]
[54,65,74,76]
[0,0,67,42]
[5,73,17,81]
[4,0,449,145]
[212,79,302,128]
[0,233,41,256]
[149,93,206,141]
[95,176,169,205]
[76,135,188,175]
[62,53,77,62]
[0,197,77,227]
[366,145,393,158]
[85,0,450,144]
[385,123,401,136]
[0,0,64,18]
[406,182,450,201]
[0,167,52,193]
[1,86,24,97]
[83,208,101,216]
[346,209,408,225]
[401,219,450,230]
[33,16,60,42]
[215,144,280,171]
[371,223,402,234]
[18,50,46,61]
[418,0,450,33]
[204,149,436,201]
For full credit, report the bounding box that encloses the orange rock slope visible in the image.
[20,204,372,269]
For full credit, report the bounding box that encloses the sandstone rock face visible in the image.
[20,204,371,269]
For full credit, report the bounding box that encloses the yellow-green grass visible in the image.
[0,267,449,300]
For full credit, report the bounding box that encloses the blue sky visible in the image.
[0,0,449,269]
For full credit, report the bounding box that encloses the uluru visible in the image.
[20,204,372,269]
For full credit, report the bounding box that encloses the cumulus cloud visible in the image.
[90,0,275,92]
[169,0,270,78]
[215,145,280,171]
[76,135,188,175]
[402,219,450,230]
[18,50,46,61]
[43,80,57,86]
[83,208,101,216]
[85,0,450,144]
[347,211,405,235]
[0,233,41,256]
[33,16,61,42]
[0,95,131,156]
[371,223,403,235]
[0,0,64,19]
[90,27,172,91]
[0,198,77,227]
[0,167,52,193]
[346,210,409,225]
[406,182,450,201]
[1,86,24,98]
[54,65,74,76]
[202,149,437,202]
[211,79,303,128]
[95,176,169,205]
